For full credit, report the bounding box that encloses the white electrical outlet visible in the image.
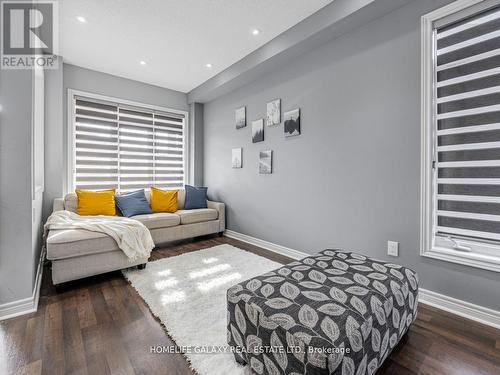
[387,241,399,257]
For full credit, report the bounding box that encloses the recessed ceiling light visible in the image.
[77,16,86,23]
[252,29,260,36]
[140,60,146,66]
[205,63,212,68]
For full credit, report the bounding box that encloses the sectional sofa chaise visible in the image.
[46,190,225,284]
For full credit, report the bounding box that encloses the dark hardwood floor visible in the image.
[1,236,499,375]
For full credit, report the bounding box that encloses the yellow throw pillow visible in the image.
[150,187,178,213]
[75,189,116,216]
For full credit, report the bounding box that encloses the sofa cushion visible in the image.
[115,189,153,217]
[150,187,178,213]
[64,193,78,213]
[184,185,208,209]
[64,190,187,212]
[76,189,117,216]
[145,189,185,210]
[131,212,181,229]
[176,208,218,224]
[46,229,119,260]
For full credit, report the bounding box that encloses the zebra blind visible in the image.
[73,95,185,192]
[435,5,500,242]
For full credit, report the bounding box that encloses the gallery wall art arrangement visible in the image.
[235,106,246,129]
[234,99,301,174]
[284,108,300,137]
[266,99,281,126]
[252,119,264,143]
[259,150,272,174]
[232,148,242,168]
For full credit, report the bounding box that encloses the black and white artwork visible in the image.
[252,119,264,143]
[259,150,272,174]
[266,98,280,126]
[232,148,242,168]
[284,108,300,137]
[235,106,246,129]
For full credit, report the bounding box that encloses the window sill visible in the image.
[422,246,500,273]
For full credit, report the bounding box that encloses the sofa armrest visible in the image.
[207,200,225,232]
[53,198,65,212]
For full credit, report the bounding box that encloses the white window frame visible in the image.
[66,89,190,193]
[421,0,500,272]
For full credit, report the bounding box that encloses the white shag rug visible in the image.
[122,244,282,375]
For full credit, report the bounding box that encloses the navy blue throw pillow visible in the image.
[115,190,153,217]
[184,185,208,209]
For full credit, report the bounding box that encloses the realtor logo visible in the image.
[1,0,59,69]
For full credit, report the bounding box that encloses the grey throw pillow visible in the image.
[184,185,208,209]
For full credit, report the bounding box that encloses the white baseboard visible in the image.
[418,288,500,329]
[0,248,45,321]
[224,229,500,330]
[224,229,308,260]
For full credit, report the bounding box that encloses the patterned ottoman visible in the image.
[227,249,419,375]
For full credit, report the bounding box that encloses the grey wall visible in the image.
[190,103,204,186]
[43,58,64,221]
[0,70,36,304]
[63,63,189,112]
[32,69,45,286]
[44,63,189,215]
[204,0,500,311]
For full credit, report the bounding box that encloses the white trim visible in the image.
[224,230,500,329]
[32,66,45,198]
[422,243,500,272]
[68,89,188,116]
[0,248,45,321]
[66,88,190,193]
[421,4,438,272]
[419,288,500,329]
[224,230,308,260]
[66,89,75,194]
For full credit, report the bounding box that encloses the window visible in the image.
[421,0,500,272]
[68,90,188,193]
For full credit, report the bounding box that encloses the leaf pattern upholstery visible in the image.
[227,249,419,375]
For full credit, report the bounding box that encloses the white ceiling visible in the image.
[60,0,333,93]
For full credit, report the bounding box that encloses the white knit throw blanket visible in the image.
[45,211,154,261]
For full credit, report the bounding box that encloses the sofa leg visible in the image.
[137,263,147,270]
[218,231,224,237]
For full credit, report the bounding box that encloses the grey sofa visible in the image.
[46,190,225,284]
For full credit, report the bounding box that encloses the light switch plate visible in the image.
[387,241,399,257]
